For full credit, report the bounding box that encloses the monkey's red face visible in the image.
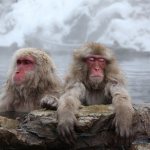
[85,55,106,83]
[13,56,35,85]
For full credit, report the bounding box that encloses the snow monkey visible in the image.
[57,42,134,144]
[0,48,61,112]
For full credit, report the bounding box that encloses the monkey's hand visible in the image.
[114,105,134,137]
[40,95,58,110]
[57,111,78,145]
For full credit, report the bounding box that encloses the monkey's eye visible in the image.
[98,58,105,62]
[24,60,33,65]
[88,57,95,61]
[17,60,21,65]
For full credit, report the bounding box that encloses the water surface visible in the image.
[0,51,150,104]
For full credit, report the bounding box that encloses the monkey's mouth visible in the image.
[90,75,104,78]
[89,75,104,84]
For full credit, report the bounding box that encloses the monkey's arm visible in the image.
[0,91,13,112]
[40,94,59,110]
[107,82,134,137]
[57,82,86,144]
[0,99,8,112]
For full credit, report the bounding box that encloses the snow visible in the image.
[0,0,150,51]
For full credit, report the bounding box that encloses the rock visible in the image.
[0,104,149,150]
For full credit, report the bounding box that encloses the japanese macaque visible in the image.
[57,43,134,144]
[0,48,61,112]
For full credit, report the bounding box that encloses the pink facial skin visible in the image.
[13,56,35,85]
[85,55,106,78]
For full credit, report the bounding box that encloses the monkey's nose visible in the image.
[16,71,20,74]
[94,67,100,71]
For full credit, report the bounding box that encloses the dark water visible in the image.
[0,51,150,104]
[120,58,150,103]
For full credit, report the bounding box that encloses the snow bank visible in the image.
[0,0,150,51]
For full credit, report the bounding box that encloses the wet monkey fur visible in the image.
[0,48,61,112]
[57,43,134,144]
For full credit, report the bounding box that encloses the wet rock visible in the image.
[0,104,149,150]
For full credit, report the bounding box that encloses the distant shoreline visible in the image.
[0,44,150,61]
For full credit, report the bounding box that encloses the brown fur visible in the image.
[57,43,134,144]
[0,48,62,112]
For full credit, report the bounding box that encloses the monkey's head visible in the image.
[69,43,119,89]
[9,48,55,89]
